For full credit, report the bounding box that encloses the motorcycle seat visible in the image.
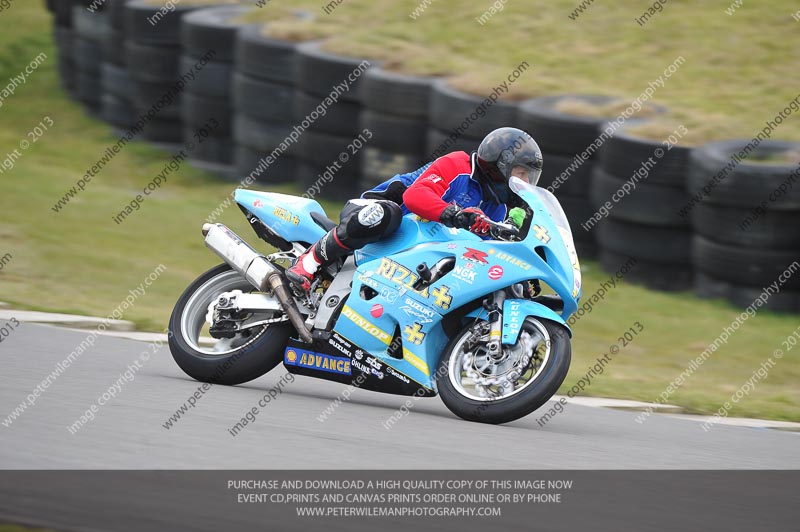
[311,212,337,232]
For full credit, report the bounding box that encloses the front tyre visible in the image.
[168,263,294,385]
[437,318,571,424]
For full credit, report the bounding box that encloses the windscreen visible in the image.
[509,177,582,298]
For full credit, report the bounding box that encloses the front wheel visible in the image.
[437,318,571,424]
[168,263,294,385]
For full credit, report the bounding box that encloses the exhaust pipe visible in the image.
[202,223,313,344]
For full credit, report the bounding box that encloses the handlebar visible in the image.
[487,220,520,241]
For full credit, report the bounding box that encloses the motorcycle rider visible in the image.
[286,127,544,293]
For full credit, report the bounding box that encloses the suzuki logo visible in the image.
[463,248,488,264]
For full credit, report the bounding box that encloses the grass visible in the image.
[0,527,56,532]
[552,97,662,119]
[0,1,798,422]
[140,0,238,5]
[745,148,800,164]
[0,2,343,332]
[242,0,800,146]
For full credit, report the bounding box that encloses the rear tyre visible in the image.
[437,318,571,424]
[168,264,293,385]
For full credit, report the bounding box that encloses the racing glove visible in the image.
[507,207,527,229]
[440,205,492,235]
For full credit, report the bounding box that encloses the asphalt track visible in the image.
[1,323,797,470]
[0,324,798,531]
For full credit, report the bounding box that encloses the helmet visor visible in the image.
[509,164,543,186]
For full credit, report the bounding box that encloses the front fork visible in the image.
[484,283,531,354]
[485,290,506,356]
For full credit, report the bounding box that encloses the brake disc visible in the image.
[463,331,536,397]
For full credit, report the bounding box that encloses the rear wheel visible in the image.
[168,264,293,385]
[437,318,571,424]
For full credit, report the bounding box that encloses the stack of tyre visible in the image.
[231,25,300,183]
[100,0,137,131]
[427,80,517,163]
[518,95,632,259]
[49,1,77,97]
[123,0,212,144]
[592,127,693,291]
[71,3,111,115]
[359,69,433,189]
[180,5,251,177]
[689,140,800,312]
[294,42,372,200]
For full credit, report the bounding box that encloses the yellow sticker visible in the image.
[402,347,430,376]
[341,306,392,345]
[431,285,452,310]
[532,224,550,243]
[403,323,426,345]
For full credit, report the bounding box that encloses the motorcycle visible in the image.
[168,177,582,424]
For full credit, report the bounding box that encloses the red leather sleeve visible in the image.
[402,152,470,221]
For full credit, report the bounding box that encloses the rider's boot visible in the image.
[286,229,350,294]
[285,247,321,293]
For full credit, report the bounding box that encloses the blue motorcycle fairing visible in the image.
[334,181,581,390]
[465,299,571,344]
[253,176,582,395]
[354,183,581,318]
[332,271,449,390]
[354,215,483,264]
[235,189,328,244]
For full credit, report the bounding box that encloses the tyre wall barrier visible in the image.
[232,23,302,184]
[46,3,800,313]
[180,5,253,177]
[519,95,667,260]
[688,140,800,312]
[50,0,78,94]
[71,5,109,113]
[293,41,372,200]
[591,126,692,291]
[54,25,76,97]
[100,0,136,131]
[123,0,220,144]
[428,79,517,163]
[359,68,433,191]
